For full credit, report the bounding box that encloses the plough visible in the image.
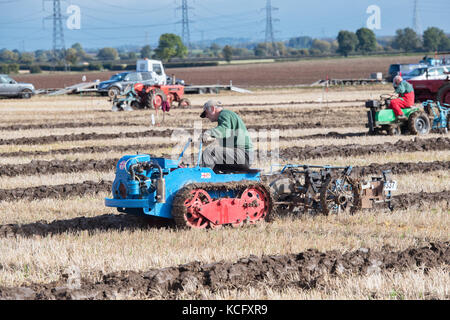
[105,139,397,229]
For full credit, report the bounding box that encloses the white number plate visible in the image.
[384,180,397,191]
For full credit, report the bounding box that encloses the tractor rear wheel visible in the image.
[437,83,450,106]
[408,112,430,135]
[447,113,450,131]
[148,89,167,110]
[130,101,141,110]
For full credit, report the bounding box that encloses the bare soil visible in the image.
[0,161,448,203]
[0,240,447,300]
[0,138,448,177]
[0,83,447,300]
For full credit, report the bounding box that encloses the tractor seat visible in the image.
[213,164,260,174]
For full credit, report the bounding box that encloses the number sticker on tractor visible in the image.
[201,172,211,179]
[119,161,127,170]
[384,181,398,191]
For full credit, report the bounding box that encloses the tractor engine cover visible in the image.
[365,100,380,108]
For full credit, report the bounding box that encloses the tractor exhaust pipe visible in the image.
[156,178,166,203]
[152,162,166,203]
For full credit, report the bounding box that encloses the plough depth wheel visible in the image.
[319,176,361,215]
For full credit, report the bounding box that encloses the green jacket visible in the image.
[395,81,414,96]
[208,109,253,152]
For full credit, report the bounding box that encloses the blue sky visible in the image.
[0,0,449,51]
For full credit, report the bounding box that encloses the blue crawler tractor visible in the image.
[105,139,271,229]
[105,140,397,229]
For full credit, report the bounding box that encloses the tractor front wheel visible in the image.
[21,89,33,99]
[108,87,120,100]
[178,98,191,108]
[408,112,430,135]
[387,125,401,136]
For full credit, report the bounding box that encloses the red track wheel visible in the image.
[183,189,211,229]
[240,185,270,224]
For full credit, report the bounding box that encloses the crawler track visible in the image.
[0,190,447,238]
[171,181,273,228]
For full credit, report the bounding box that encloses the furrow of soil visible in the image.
[0,138,448,177]
[225,99,366,108]
[0,240,447,300]
[279,137,450,160]
[0,131,368,158]
[0,130,174,146]
[0,108,363,132]
[1,161,448,202]
[0,121,143,131]
[0,158,119,177]
[0,180,111,202]
[0,143,172,158]
[0,121,364,146]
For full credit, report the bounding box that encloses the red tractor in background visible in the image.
[408,79,450,105]
[112,82,191,112]
[111,59,191,112]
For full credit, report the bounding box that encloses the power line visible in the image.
[177,0,193,48]
[263,0,279,53]
[43,0,67,69]
[413,0,421,35]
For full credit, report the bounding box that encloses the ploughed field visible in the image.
[0,85,448,300]
[14,54,423,89]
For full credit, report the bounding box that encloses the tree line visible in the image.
[1,26,449,73]
[336,27,450,57]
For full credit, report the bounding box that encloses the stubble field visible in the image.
[0,79,448,300]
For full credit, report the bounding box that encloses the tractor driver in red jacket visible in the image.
[389,75,415,120]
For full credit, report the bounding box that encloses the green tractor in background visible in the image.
[366,94,431,136]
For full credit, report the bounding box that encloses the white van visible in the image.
[136,59,167,85]
[404,66,450,81]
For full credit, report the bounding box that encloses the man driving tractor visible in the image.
[389,75,415,120]
[200,100,253,171]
